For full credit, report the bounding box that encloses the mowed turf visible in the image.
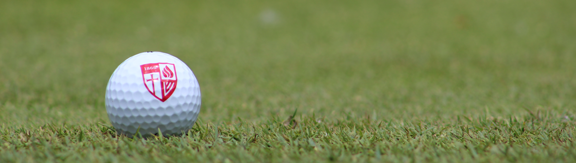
[1,0,576,162]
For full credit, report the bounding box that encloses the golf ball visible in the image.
[105,51,201,137]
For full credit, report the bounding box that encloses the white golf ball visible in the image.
[105,51,201,137]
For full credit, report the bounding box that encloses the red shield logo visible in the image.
[140,63,178,102]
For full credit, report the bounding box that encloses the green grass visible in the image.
[1,0,575,162]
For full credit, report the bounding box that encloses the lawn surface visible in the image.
[1,0,575,162]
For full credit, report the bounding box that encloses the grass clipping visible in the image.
[282,109,298,129]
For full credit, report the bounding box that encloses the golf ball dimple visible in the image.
[105,51,201,137]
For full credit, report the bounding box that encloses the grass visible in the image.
[1,0,575,162]
[0,114,574,162]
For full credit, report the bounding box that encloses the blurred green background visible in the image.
[1,0,575,126]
